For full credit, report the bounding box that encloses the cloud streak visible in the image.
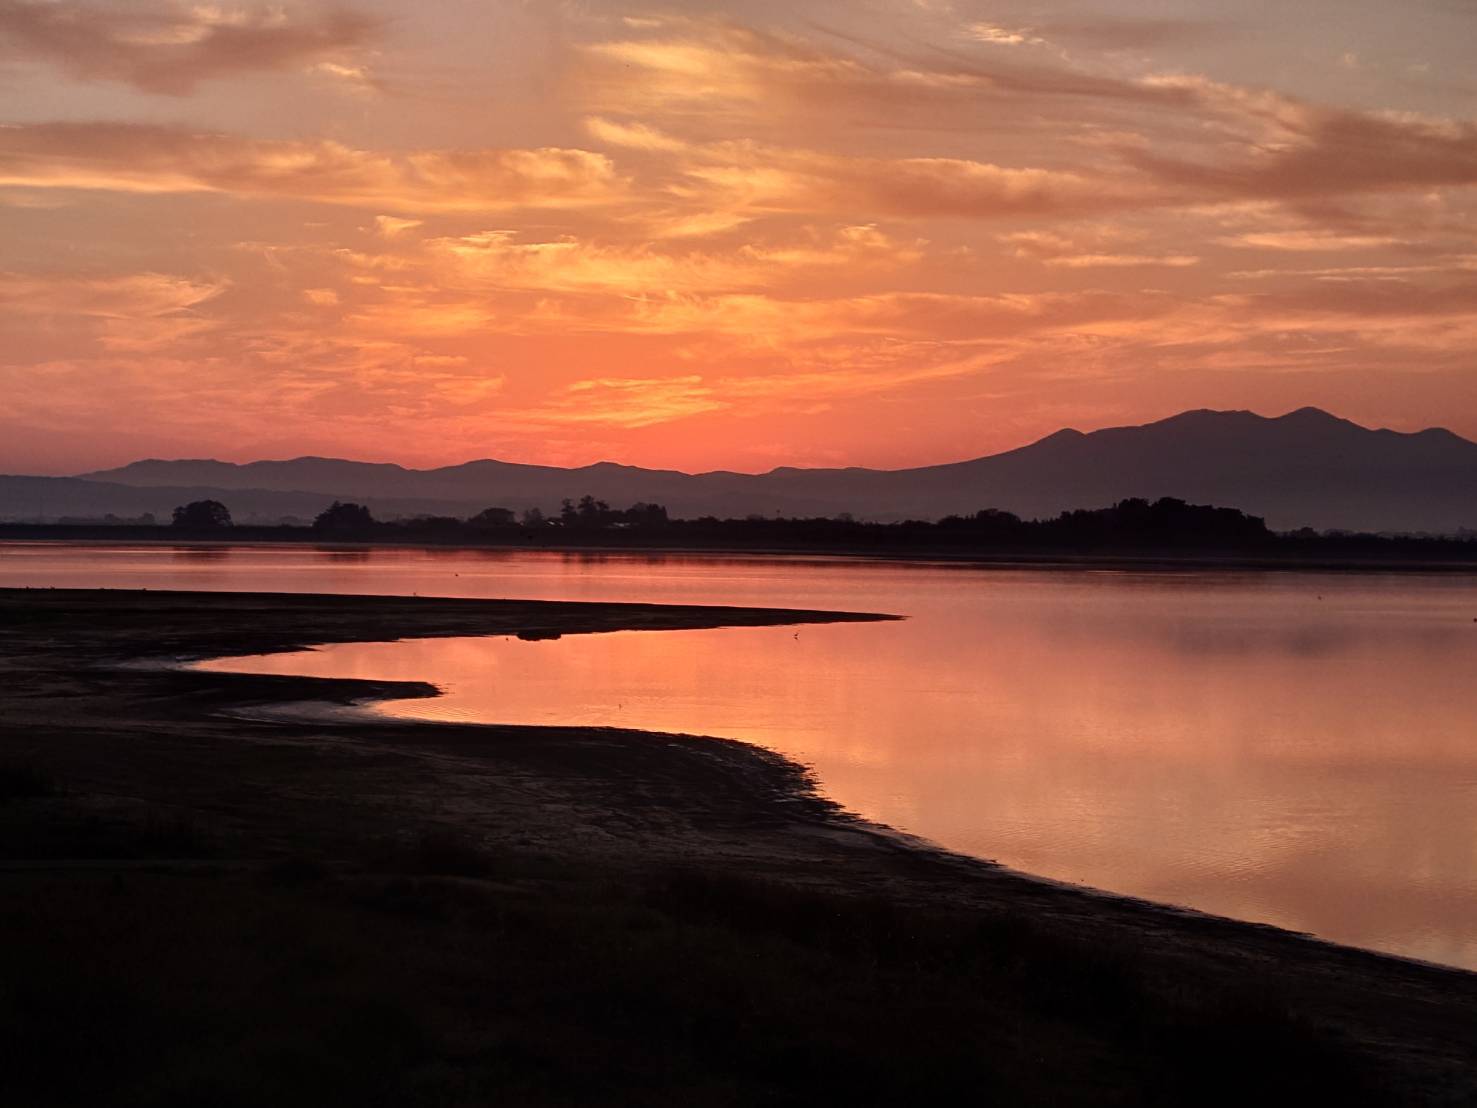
[0,0,381,94]
[0,123,626,212]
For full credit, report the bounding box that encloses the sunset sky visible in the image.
[3,0,1476,475]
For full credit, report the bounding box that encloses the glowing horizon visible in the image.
[77,404,1464,480]
[4,1,1476,476]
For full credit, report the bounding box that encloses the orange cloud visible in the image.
[1001,228,1198,267]
[429,224,923,295]
[1127,97,1477,202]
[518,376,725,429]
[575,17,1185,130]
[577,19,1477,222]
[675,143,1146,219]
[1218,231,1403,251]
[0,123,626,212]
[583,117,1158,223]
[580,288,1184,344]
[1045,253,1199,268]
[0,0,380,94]
[0,270,224,317]
[0,271,226,352]
[373,215,424,238]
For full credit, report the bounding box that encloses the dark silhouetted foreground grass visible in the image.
[0,846,1389,1108]
[0,759,60,801]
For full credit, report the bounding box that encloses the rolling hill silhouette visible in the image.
[4,408,1473,532]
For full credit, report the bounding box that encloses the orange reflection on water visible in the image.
[201,566,1477,970]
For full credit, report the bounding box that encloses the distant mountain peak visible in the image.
[1152,407,1256,425]
[115,457,225,468]
[1274,406,1357,428]
[1131,406,1374,437]
[1035,427,1087,443]
[44,405,1477,534]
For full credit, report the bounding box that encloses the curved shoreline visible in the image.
[4,587,1477,1099]
[175,671,1333,937]
[195,660,1477,985]
[168,601,1477,985]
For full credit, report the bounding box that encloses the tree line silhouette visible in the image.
[148,494,1477,559]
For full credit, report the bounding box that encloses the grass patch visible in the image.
[0,804,218,862]
[0,760,60,801]
[391,827,505,878]
[0,861,1396,1107]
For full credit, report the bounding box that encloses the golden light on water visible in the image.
[156,548,1477,970]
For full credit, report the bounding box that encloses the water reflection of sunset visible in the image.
[198,557,1477,969]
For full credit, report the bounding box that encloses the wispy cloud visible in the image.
[1001,228,1198,268]
[0,0,381,94]
[431,224,922,295]
[0,270,226,350]
[0,123,627,212]
[517,376,725,429]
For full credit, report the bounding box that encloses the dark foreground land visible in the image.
[3,589,1476,1106]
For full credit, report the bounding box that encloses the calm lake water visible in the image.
[7,540,1477,969]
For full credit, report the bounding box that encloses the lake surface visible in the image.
[7,540,1477,969]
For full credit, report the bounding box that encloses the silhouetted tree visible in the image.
[313,501,375,538]
[937,508,1024,540]
[1032,498,1270,548]
[520,507,546,528]
[577,495,611,525]
[560,495,619,528]
[399,515,463,539]
[624,502,669,526]
[171,500,232,530]
[469,507,516,529]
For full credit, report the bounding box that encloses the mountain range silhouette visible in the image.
[4,408,1474,532]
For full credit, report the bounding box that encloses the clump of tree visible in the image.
[1051,497,1270,547]
[559,496,608,528]
[312,501,375,538]
[171,500,232,530]
[395,515,467,540]
[558,495,669,529]
[937,498,1272,548]
[625,502,670,527]
[585,496,1277,554]
[469,507,517,530]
